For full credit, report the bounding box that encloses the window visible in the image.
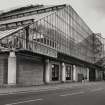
[66,65,73,80]
[7,23,17,29]
[0,25,6,30]
[47,39,50,45]
[52,64,59,81]
[18,14,24,18]
[12,15,17,19]
[22,20,33,25]
[24,12,30,16]
[30,11,37,15]
[17,22,22,26]
[44,38,47,44]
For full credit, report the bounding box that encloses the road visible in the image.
[0,83,105,105]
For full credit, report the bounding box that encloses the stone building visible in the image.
[0,4,104,86]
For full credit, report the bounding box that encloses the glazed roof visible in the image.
[0,27,23,39]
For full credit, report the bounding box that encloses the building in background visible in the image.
[0,4,104,86]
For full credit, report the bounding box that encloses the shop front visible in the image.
[65,64,73,81]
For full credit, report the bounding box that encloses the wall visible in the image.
[17,53,44,86]
[0,53,8,85]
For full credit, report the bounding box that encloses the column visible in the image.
[87,68,89,81]
[73,65,77,81]
[25,26,29,49]
[8,51,16,85]
[95,69,99,81]
[99,71,103,80]
[45,59,50,84]
[61,62,66,82]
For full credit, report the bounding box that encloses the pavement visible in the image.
[0,81,105,105]
[0,81,104,95]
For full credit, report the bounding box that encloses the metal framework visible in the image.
[93,33,105,67]
[0,5,105,67]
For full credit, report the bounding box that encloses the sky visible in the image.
[0,0,105,37]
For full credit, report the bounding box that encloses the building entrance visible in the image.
[89,69,95,81]
[66,65,73,80]
[52,64,59,81]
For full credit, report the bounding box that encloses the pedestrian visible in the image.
[82,76,85,83]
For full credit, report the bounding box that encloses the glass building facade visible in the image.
[0,4,105,86]
[0,5,95,64]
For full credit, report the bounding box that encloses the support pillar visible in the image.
[101,71,103,80]
[61,62,66,82]
[45,59,50,84]
[95,69,99,81]
[87,68,89,81]
[100,71,103,80]
[99,71,103,80]
[73,65,77,82]
[8,51,16,85]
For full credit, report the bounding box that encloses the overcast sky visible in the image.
[0,0,105,37]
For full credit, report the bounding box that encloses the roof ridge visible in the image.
[0,4,66,16]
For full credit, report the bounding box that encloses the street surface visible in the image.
[0,82,105,105]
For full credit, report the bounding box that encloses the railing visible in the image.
[0,27,57,58]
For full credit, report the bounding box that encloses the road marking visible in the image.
[60,91,84,97]
[5,98,43,105]
[91,88,103,92]
[0,87,62,96]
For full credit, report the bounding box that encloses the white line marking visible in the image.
[91,88,103,92]
[60,91,84,97]
[0,87,62,96]
[5,98,43,105]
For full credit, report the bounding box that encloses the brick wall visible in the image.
[17,54,44,86]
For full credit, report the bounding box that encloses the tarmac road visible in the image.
[0,82,105,105]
